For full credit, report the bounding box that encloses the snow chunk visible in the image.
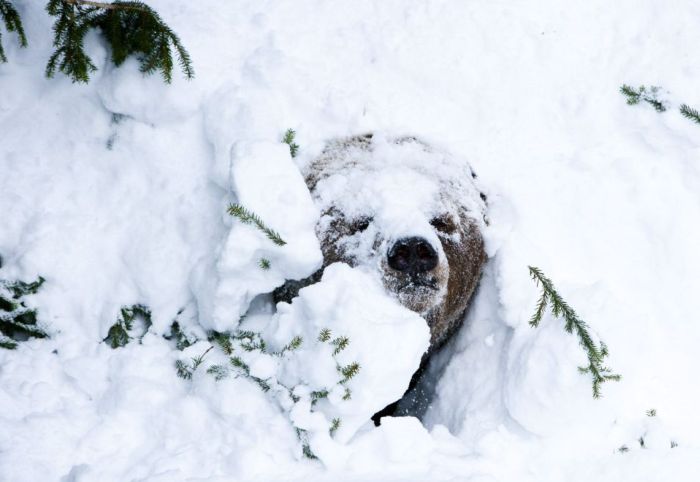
[199,141,322,332]
[271,263,430,445]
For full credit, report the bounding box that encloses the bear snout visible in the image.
[387,237,439,275]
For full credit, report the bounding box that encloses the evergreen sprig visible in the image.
[680,104,700,125]
[46,0,193,83]
[620,84,667,112]
[204,326,358,456]
[331,335,349,355]
[339,361,360,383]
[329,417,341,436]
[0,0,27,63]
[0,274,48,349]
[164,319,197,351]
[282,335,303,353]
[282,128,299,158]
[103,304,151,348]
[175,346,213,380]
[528,266,621,398]
[227,203,287,246]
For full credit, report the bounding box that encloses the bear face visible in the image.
[302,133,487,350]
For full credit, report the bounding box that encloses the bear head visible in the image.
[300,133,487,349]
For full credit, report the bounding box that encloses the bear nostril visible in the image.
[388,237,438,273]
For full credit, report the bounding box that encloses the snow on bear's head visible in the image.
[304,134,487,348]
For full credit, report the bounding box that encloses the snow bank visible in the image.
[2,0,700,480]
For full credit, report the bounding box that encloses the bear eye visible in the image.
[430,215,457,234]
[349,216,372,234]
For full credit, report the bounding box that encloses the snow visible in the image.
[2,0,700,480]
[197,139,322,332]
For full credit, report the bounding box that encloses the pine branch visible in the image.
[310,389,328,402]
[620,84,667,112]
[46,0,193,83]
[282,128,299,158]
[164,320,197,350]
[0,334,17,349]
[528,266,621,398]
[296,428,317,460]
[339,361,360,382]
[45,0,99,82]
[227,203,287,246]
[329,417,341,436]
[680,104,700,125]
[620,84,641,105]
[331,335,349,355]
[0,0,28,63]
[205,327,357,458]
[0,275,48,348]
[103,303,151,348]
[175,346,213,380]
[258,258,271,270]
[282,335,303,353]
[206,364,228,380]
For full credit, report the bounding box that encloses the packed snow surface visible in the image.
[2,0,700,480]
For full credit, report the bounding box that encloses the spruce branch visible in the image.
[206,364,229,380]
[339,361,360,382]
[45,0,99,82]
[310,389,329,402]
[259,258,271,270]
[227,203,287,246]
[620,84,641,105]
[329,417,341,436]
[0,274,48,348]
[46,0,193,83]
[296,428,317,460]
[619,84,667,112]
[331,335,349,355]
[282,128,299,158]
[164,320,197,351]
[103,303,151,348]
[204,327,357,458]
[680,104,700,125]
[175,346,213,380]
[282,335,303,353]
[0,0,28,63]
[318,328,331,342]
[528,266,621,398]
[0,335,17,349]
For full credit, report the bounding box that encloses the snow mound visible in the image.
[194,140,322,332]
[270,263,430,447]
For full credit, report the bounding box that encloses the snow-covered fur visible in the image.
[280,133,488,350]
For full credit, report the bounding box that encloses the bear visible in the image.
[274,133,487,421]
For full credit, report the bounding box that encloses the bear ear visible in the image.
[430,215,457,235]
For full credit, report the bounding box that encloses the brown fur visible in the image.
[276,134,487,354]
[273,134,487,422]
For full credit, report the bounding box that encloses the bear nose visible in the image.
[387,237,438,274]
